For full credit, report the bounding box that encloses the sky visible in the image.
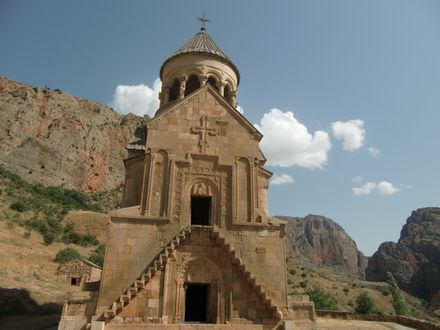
[1,0,440,256]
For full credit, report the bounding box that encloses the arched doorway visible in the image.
[183,258,222,324]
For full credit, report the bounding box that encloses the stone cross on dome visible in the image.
[198,13,210,30]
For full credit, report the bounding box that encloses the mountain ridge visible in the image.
[366,207,440,304]
[0,75,146,192]
[277,214,369,279]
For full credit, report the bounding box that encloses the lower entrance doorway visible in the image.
[191,196,211,225]
[184,283,209,323]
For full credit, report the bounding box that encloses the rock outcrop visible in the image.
[277,215,368,279]
[366,207,440,301]
[0,76,147,192]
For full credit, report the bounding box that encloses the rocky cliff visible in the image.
[0,76,146,192]
[277,215,368,279]
[366,207,440,302]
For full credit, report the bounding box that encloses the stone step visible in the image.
[116,301,124,310]
[141,272,151,282]
[135,280,144,288]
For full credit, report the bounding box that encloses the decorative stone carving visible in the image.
[191,115,218,153]
[191,182,212,196]
[216,121,229,136]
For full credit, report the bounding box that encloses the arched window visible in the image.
[169,78,180,102]
[224,84,232,103]
[184,75,200,96]
[207,76,219,91]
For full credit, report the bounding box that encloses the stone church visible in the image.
[59,25,315,330]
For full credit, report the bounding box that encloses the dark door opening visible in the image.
[191,196,211,225]
[185,283,209,323]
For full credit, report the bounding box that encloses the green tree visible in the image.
[88,244,106,267]
[55,247,81,264]
[355,292,381,314]
[306,287,338,310]
[386,272,410,316]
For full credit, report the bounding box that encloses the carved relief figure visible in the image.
[191,182,212,196]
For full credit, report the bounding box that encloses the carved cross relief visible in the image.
[191,115,218,153]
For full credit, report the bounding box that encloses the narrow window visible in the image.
[224,84,232,103]
[184,75,200,96]
[207,76,219,92]
[169,79,180,101]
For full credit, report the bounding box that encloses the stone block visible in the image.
[90,320,105,330]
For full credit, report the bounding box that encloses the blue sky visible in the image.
[1,0,439,255]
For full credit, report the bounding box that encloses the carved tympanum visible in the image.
[191,181,212,196]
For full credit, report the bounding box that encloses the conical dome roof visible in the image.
[160,29,240,83]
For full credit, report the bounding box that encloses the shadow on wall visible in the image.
[0,288,62,330]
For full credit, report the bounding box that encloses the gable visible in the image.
[147,85,265,162]
[149,85,262,139]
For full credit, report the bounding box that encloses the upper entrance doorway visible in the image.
[191,196,211,225]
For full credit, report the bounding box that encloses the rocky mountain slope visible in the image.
[0,76,146,192]
[366,207,440,303]
[277,215,369,279]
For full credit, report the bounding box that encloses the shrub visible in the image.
[61,223,99,247]
[299,281,308,288]
[355,292,381,314]
[88,244,105,267]
[306,288,338,311]
[42,231,56,244]
[289,269,296,275]
[287,278,293,285]
[55,247,80,264]
[10,201,27,212]
[386,272,410,316]
[23,228,31,238]
[343,287,350,294]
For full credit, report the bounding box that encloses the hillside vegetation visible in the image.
[286,258,439,322]
[0,165,120,244]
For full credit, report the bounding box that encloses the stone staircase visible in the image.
[103,226,192,320]
[209,226,282,322]
[102,225,281,323]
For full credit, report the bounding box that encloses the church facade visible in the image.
[59,26,314,330]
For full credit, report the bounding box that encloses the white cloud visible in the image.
[353,182,377,195]
[255,109,331,169]
[237,105,244,114]
[331,119,365,151]
[377,181,399,195]
[110,78,161,117]
[352,176,364,183]
[368,147,381,157]
[270,174,294,185]
[353,180,400,196]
